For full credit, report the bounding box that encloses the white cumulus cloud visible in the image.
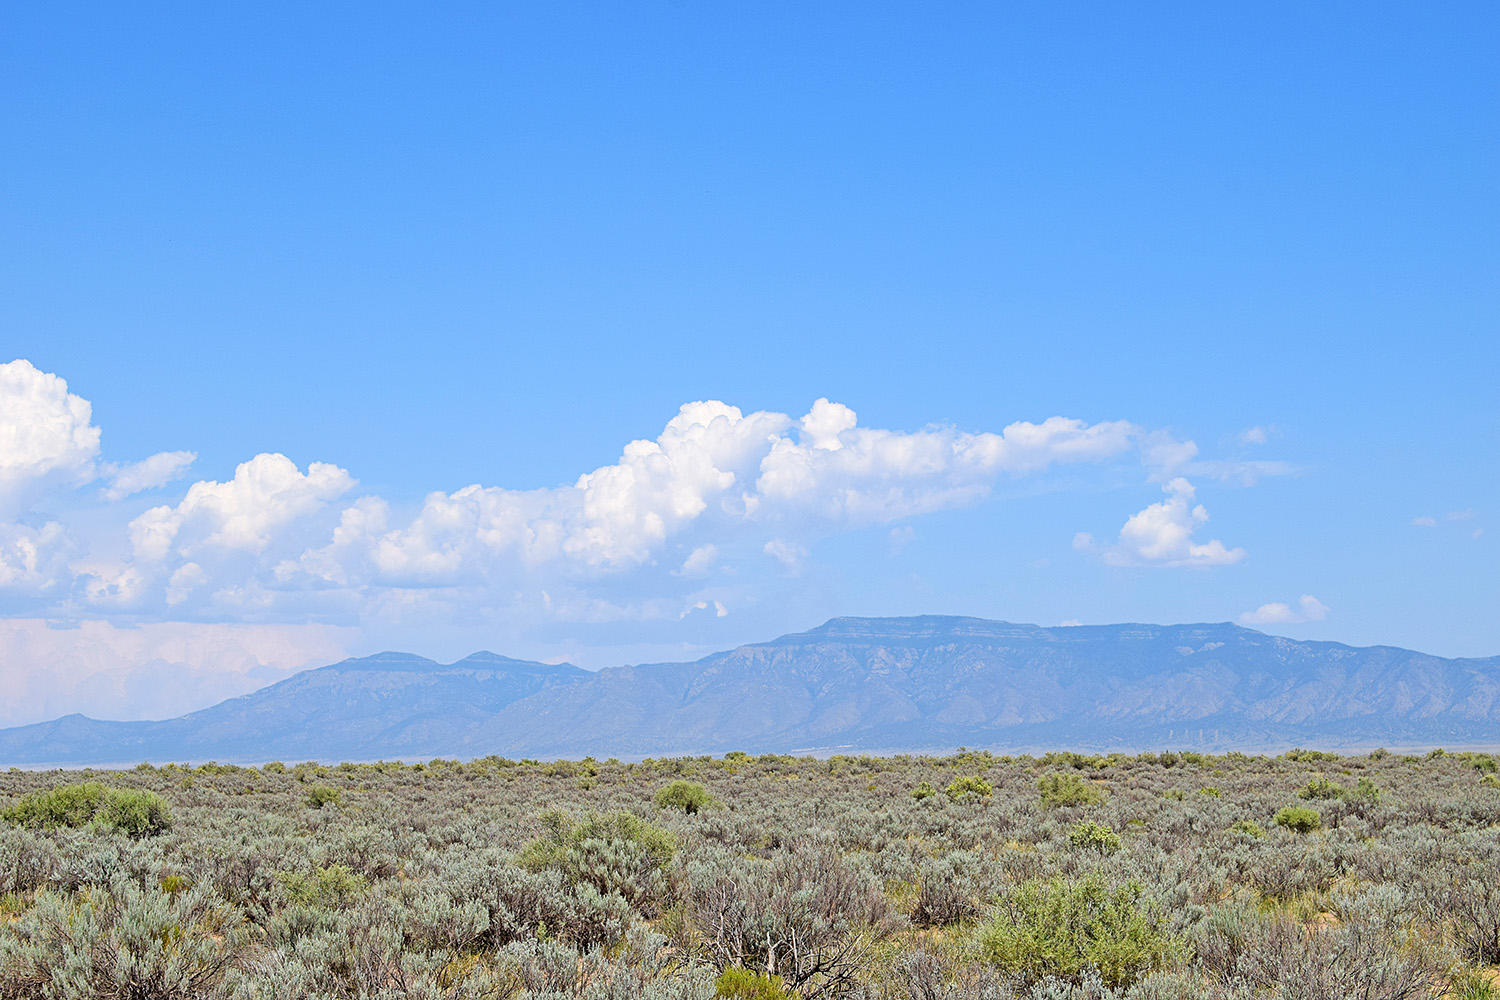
[1238,425,1270,445]
[0,357,1280,631]
[131,453,355,561]
[0,359,101,512]
[0,521,72,594]
[284,401,1145,595]
[763,538,808,574]
[1083,478,1246,568]
[102,450,197,501]
[679,544,719,577]
[1238,594,1329,626]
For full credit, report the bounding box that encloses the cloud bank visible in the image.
[0,357,1282,722]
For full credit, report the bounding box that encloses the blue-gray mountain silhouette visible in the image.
[2,617,1496,765]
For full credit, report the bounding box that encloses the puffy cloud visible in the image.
[102,451,196,501]
[131,453,355,560]
[0,359,101,511]
[567,401,791,566]
[756,409,1136,521]
[166,562,207,605]
[76,561,151,608]
[285,402,1143,595]
[1139,431,1199,479]
[0,521,71,594]
[0,618,353,726]
[0,363,1276,626]
[1083,478,1246,568]
[763,538,807,574]
[1238,426,1270,445]
[1239,594,1329,626]
[678,544,719,577]
[800,398,858,450]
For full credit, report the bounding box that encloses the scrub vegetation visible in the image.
[2,749,1499,998]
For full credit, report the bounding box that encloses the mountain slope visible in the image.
[1,617,1496,764]
[460,617,1500,755]
[0,651,588,765]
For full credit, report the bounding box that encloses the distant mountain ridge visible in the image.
[2,616,1497,765]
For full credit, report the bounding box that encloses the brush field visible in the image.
[2,749,1499,999]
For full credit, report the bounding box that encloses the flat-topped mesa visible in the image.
[784,615,1253,646]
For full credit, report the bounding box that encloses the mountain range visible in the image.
[2,616,1497,765]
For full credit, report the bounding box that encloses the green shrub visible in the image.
[1038,772,1105,807]
[1,782,108,829]
[95,788,173,837]
[304,785,342,809]
[1283,748,1341,762]
[974,872,1180,988]
[1068,821,1122,854]
[655,779,717,814]
[1482,773,1500,788]
[1298,777,1345,800]
[518,810,678,916]
[945,775,992,802]
[1450,969,1500,1000]
[1228,819,1266,838]
[1199,786,1222,798]
[1,782,171,837]
[1274,806,1322,833]
[274,863,368,907]
[715,966,791,999]
[910,781,936,800]
[1348,776,1382,804]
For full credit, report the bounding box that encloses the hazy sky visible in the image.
[2,3,1495,725]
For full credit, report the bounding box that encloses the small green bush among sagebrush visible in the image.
[2,782,171,837]
[655,779,717,814]
[1068,820,1122,854]
[714,967,791,999]
[973,871,1180,988]
[1348,776,1382,803]
[910,781,936,800]
[1228,819,1267,838]
[275,864,368,907]
[1298,776,1345,800]
[304,785,342,809]
[1038,771,1105,807]
[1449,969,1500,1000]
[1274,805,1322,833]
[945,775,992,802]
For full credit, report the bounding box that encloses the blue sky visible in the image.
[1,3,1495,724]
